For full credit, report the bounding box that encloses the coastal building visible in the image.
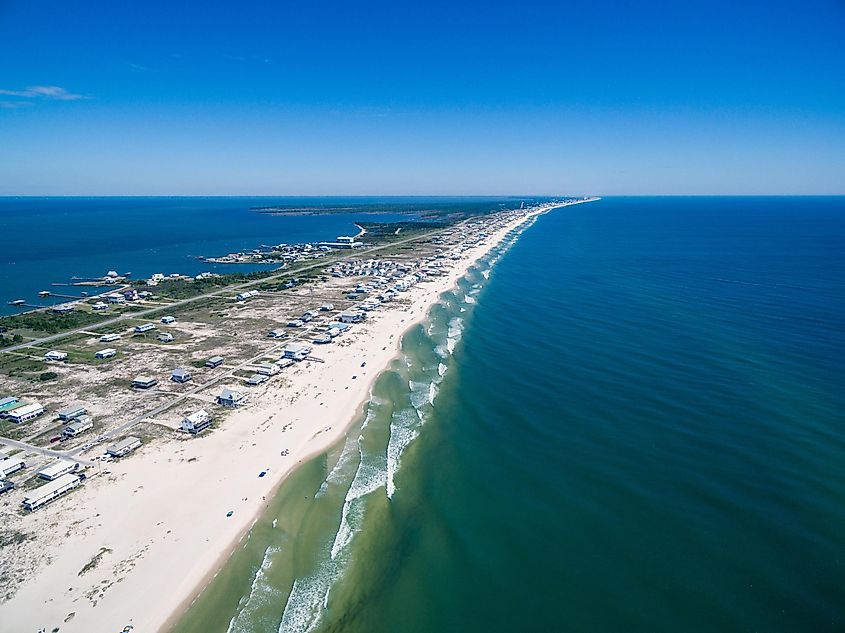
[37,459,80,481]
[63,417,93,437]
[236,290,259,302]
[283,343,312,361]
[286,319,305,328]
[0,479,14,494]
[254,363,280,376]
[205,356,225,368]
[106,436,141,458]
[99,333,121,343]
[95,348,117,359]
[181,409,211,434]
[339,310,365,324]
[275,358,295,369]
[44,350,68,362]
[246,373,268,386]
[132,376,158,389]
[326,321,351,332]
[157,332,174,342]
[0,396,18,412]
[267,329,288,339]
[312,333,332,344]
[57,404,87,421]
[217,388,248,408]
[0,456,26,477]
[160,316,177,324]
[134,323,156,334]
[7,402,45,424]
[22,473,81,511]
[52,303,75,314]
[91,301,108,311]
[318,235,363,249]
[123,289,139,301]
[319,303,334,311]
[171,368,192,383]
[107,294,126,304]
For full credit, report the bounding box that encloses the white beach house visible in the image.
[217,388,248,408]
[181,409,212,434]
[22,473,81,511]
[37,459,80,481]
[7,402,45,424]
[106,436,142,458]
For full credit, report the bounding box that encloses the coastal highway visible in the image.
[0,221,472,356]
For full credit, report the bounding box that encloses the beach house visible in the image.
[205,356,225,368]
[157,332,174,342]
[236,290,259,302]
[106,436,141,458]
[57,404,87,421]
[171,368,192,383]
[63,417,93,438]
[160,315,177,324]
[95,348,117,359]
[44,350,68,362]
[22,473,81,511]
[267,329,288,339]
[283,343,312,361]
[217,388,248,408]
[37,459,80,481]
[134,322,156,334]
[99,333,121,343]
[7,402,45,424]
[0,456,26,477]
[132,376,158,389]
[339,310,364,324]
[181,410,212,434]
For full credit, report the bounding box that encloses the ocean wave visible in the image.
[438,362,448,376]
[226,545,284,633]
[330,440,387,559]
[277,571,331,633]
[386,408,421,499]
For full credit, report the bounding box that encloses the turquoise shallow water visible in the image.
[174,197,845,633]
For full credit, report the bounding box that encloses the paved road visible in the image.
[0,436,93,465]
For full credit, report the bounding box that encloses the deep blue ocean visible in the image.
[172,196,845,633]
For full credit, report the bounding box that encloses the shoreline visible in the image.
[163,208,539,631]
[0,200,595,633]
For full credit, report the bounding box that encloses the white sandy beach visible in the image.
[0,205,563,633]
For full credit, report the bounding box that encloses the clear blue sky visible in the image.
[1,0,843,195]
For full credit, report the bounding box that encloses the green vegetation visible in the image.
[38,371,58,381]
[78,547,112,576]
[0,310,108,336]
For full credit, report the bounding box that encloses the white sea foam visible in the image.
[226,545,284,633]
[464,295,476,304]
[330,440,386,560]
[446,317,464,353]
[429,382,438,406]
[481,269,490,279]
[438,362,448,376]
[386,408,420,499]
[278,570,331,633]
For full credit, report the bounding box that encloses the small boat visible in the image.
[226,510,234,517]
[9,299,25,306]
